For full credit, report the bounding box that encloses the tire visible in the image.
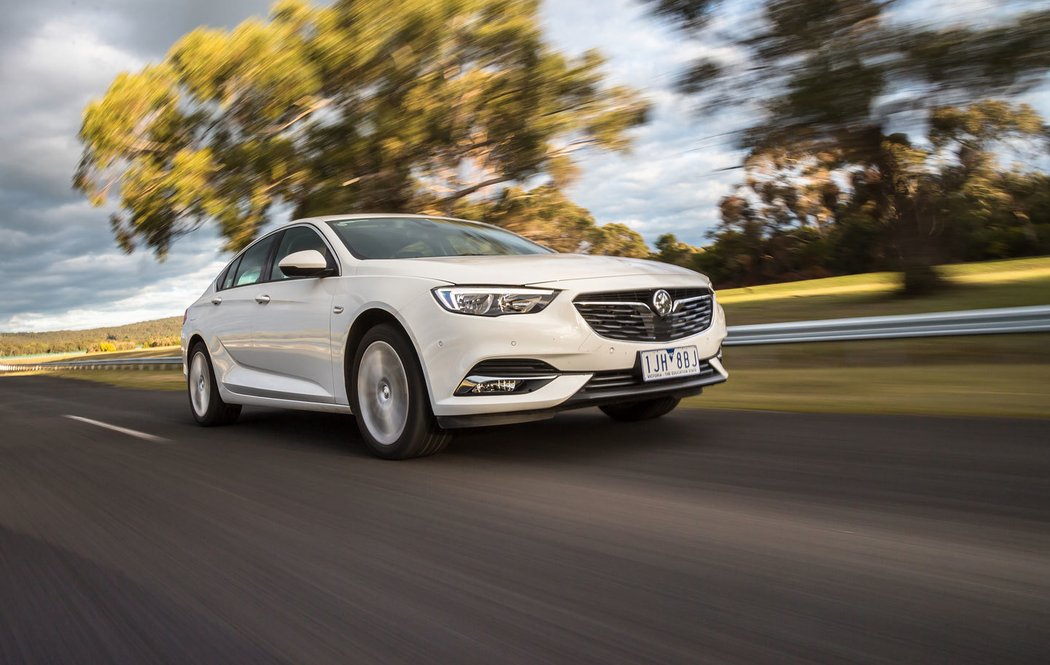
[350,323,450,459]
[599,396,681,422]
[187,342,241,426]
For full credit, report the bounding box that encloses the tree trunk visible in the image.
[870,131,946,295]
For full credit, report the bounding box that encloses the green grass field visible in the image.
[50,369,184,391]
[689,325,1050,418]
[720,256,1050,325]
[685,364,1050,419]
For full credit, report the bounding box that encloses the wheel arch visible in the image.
[185,333,206,374]
[342,307,434,408]
[187,333,206,352]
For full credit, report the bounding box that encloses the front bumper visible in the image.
[413,274,729,422]
[436,355,727,428]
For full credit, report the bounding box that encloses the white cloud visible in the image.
[0,13,226,332]
[2,252,227,332]
[541,0,748,246]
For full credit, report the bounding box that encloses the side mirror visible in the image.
[279,250,334,278]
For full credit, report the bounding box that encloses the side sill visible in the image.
[225,382,335,404]
[220,389,352,415]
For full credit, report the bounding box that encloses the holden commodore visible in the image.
[182,215,728,458]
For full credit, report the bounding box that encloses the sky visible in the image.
[0,0,1046,332]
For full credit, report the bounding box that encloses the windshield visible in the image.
[327,217,553,259]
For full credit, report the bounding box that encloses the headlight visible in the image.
[432,286,558,316]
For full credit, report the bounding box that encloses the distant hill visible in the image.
[0,317,182,357]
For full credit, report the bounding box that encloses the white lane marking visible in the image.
[63,415,168,443]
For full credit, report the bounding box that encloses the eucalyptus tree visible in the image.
[928,100,1048,258]
[76,0,649,256]
[647,0,1050,291]
[455,184,611,253]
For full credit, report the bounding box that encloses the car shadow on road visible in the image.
[444,409,709,462]
[225,406,710,463]
[225,408,372,458]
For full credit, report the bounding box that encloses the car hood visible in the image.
[362,253,708,286]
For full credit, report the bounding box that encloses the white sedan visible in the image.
[182,215,728,458]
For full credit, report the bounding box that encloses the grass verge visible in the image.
[719,256,1050,325]
[686,363,1050,419]
[48,369,184,391]
[687,334,1050,419]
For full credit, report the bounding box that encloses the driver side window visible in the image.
[270,227,335,281]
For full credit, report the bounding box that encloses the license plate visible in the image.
[640,346,702,382]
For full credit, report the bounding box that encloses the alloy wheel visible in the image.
[190,351,211,417]
[356,340,410,445]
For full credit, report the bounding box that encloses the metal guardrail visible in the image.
[723,305,1050,346]
[0,357,183,372]
[2,306,1049,373]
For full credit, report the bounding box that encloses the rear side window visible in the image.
[233,236,277,288]
[270,227,335,281]
[219,256,241,290]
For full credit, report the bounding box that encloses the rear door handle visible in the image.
[211,296,222,305]
[255,294,271,305]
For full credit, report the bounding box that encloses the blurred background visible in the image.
[1,0,1048,417]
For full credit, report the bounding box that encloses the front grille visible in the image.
[579,359,719,396]
[573,288,714,342]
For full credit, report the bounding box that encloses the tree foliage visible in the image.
[588,222,651,258]
[647,0,1050,292]
[455,184,600,253]
[453,184,649,256]
[76,0,649,256]
[663,101,1050,286]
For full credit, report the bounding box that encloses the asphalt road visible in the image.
[0,376,1048,664]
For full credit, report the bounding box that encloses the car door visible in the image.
[207,234,279,375]
[247,225,340,403]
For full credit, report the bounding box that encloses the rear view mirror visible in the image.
[279,250,334,278]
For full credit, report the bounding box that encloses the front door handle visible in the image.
[255,294,271,305]
[211,296,222,305]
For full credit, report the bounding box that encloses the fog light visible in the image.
[456,375,533,395]
[471,379,522,394]
[455,373,558,396]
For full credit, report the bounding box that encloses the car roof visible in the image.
[286,213,475,226]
